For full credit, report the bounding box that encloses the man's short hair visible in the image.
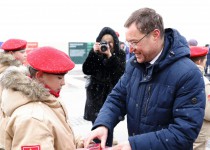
[124,7,164,38]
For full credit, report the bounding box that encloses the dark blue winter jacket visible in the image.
[93,28,206,150]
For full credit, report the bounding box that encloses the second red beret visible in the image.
[1,39,27,51]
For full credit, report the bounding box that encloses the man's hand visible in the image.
[84,126,108,149]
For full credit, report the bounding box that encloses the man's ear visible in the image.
[152,29,160,40]
[35,71,44,81]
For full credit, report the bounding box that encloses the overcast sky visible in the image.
[0,0,209,51]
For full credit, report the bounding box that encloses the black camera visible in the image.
[100,41,109,52]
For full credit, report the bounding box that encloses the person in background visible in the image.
[188,38,198,46]
[0,46,83,150]
[1,39,27,65]
[189,46,210,150]
[120,41,134,61]
[0,39,29,150]
[84,7,205,150]
[119,41,125,50]
[205,44,210,77]
[0,52,23,150]
[82,27,126,125]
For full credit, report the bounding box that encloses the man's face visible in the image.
[125,23,159,63]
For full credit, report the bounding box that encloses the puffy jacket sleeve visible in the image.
[92,66,129,146]
[5,116,54,150]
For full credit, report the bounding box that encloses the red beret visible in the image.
[1,39,27,51]
[27,46,75,74]
[190,46,209,58]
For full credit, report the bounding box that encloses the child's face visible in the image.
[39,73,66,92]
[10,50,27,64]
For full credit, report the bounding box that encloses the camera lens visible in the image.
[100,41,108,52]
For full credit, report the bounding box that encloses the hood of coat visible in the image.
[155,28,190,70]
[96,27,120,54]
[0,67,52,116]
[0,52,21,73]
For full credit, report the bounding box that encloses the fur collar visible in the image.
[0,67,50,100]
[0,67,51,116]
[0,52,21,73]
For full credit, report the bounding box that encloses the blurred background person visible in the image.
[0,52,23,150]
[0,38,28,150]
[120,41,134,61]
[190,46,210,150]
[82,27,126,125]
[188,38,198,46]
[1,39,27,65]
[205,44,210,78]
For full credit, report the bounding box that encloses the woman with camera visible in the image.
[82,27,126,125]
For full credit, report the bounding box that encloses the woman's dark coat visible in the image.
[82,27,126,122]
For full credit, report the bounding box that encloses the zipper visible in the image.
[144,84,151,115]
[135,82,144,134]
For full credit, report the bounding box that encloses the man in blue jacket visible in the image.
[84,7,205,150]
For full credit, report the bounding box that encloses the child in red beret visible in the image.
[190,46,210,149]
[1,38,27,65]
[0,39,28,149]
[27,46,75,97]
[0,46,84,150]
[0,51,24,150]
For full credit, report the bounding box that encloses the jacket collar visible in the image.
[0,67,54,116]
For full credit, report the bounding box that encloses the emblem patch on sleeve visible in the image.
[21,145,40,150]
